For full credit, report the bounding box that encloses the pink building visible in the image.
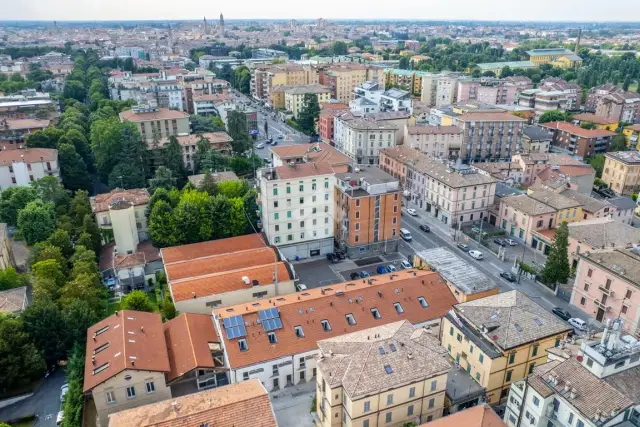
[456,79,518,105]
[571,249,640,335]
[498,194,557,252]
[566,218,640,268]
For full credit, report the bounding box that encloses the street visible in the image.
[0,369,65,427]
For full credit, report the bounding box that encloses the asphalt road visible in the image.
[0,369,65,427]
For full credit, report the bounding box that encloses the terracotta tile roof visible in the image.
[0,148,57,165]
[272,161,335,180]
[406,125,461,135]
[164,313,218,382]
[0,286,28,314]
[528,189,582,210]
[176,132,233,145]
[171,262,291,303]
[114,241,161,269]
[83,310,170,392]
[90,188,150,213]
[501,195,556,216]
[572,113,618,125]
[119,107,189,122]
[541,121,616,138]
[214,270,457,369]
[625,124,640,132]
[166,247,278,282]
[419,404,506,427]
[0,118,50,130]
[270,142,352,167]
[457,111,527,122]
[107,379,277,427]
[161,234,266,264]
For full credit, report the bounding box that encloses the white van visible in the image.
[400,228,412,241]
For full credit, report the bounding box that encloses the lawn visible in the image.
[106,288,161,314]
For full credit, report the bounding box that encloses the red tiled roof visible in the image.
[214,270,457,369]
[0,148,57,165]
[541,121,616,138]
[164,313,219,382]
[0,118,50,131]
[420,404,505,427]
[91,188,150,213]
[119,108,189,122]
[572,113,618,125]
[458,112,527,122]
[83,310,170,392]
[273,161,335,180]
[270,142,352,166]
[114,241,161,269]
[161,234,266,264]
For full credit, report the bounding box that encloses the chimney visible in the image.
[570,388,577,399]
[564,381,571,393]
[140,326,144,333]
[192,292,196,299]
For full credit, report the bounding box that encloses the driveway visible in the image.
[271,380,316,427]
[0,369,66,427]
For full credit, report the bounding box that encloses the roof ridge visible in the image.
[171,261,284,284]
[183,314,198,370]
[349,343,376,397]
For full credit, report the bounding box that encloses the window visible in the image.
[272,365,279,376]
[584,283,589,291]
[532,345,539,357]
[274,213,279,220]
[243,372,249,380]
[577,420,585,427]
[324,193,329,201]
[321,320,331,331]
[299,358,306,369]
[287,211,292,218]
[509,353,515,364]
[364,401,370,412]
[299,184,304,191]
[587,268,593,277]
[615,360,625,369]
[385,412,392,423]
[417,296,428,308]
[300,221,305,228]
[268,332,277,344]
[626,289,633,299]
[286,186,291,194]
[238,339,248,351]
[288,223,292,230]
[506,370,513,382]
[106,391,116,404]
[475,372,480,381]
[449,326,454,336]
[273,188,278,196]
[457,334,462,343]
[409,386,415,398]
[299,197,304,204]
[294,326,304,337]
[145,381,155,393]
[408,405,414,416]
[580,297,586,306]
[274,201,279,208]
[345,314,356,325]
[363,421,369,427]
[386,394,393,405]
[430,379,437,391]
[533,396,540,406]
[393,302,404,314]
[274,237,281,244]
[569,413,574,424]
[126,386,136,399]
[428,397,435,409]
[427,416,433,422]
[586,357,593,368]
[528,363,535,374]
[622,305,628,314]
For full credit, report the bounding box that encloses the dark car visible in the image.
[500,271,516,282]
[494,238,506,247]
[334,250,346,260]
[350,272,360,280]
[376,266,388,274]
[419,224,431,232]
[552,307,572,321]
[359,271,371,278]
[457,243,470,252]
[326,253,338,263]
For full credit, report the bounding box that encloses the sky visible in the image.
[1,0,640,22]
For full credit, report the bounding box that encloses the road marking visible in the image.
[489,262,503,272]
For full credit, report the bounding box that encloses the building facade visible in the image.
[601,151,640,196]
[540,121,616,159]
[403,125,463,160]
[0,148,59,190]
[119,106,190,142]
[455,112,526,163]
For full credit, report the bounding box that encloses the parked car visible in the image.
[552,307,572,321]
[468,250,484,260]
[505,239,517,246]
[277,135,284,139]
[500,271,516,282]
[400,260,412,269]
[457,243,470,252]
[376,265,388,274]
[57,411,64,426]
[399,228,412,241]
[406,208,418,216]
[568,318,588,331]
[60,384,69,403]
[334,250,346,260]
[419,224,430,232]
[296,284,308,291]
[326,253,339,263]
[256,143,265,149]
[494,238,506,247]
[359,271,371,278]
[350,272,360,280]
[271,140,278,146]
[387,265,397,272]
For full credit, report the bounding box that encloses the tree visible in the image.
[0,186,38,226]
[608,133,628,152]
[228,198,248,236]
[69,191,91,227]
[587,154,605,178]
[208,195,232,239]
[122,290,154,312]
[201,150,230,172]
[216,180,249,199]
[60,343,85,427]
[108,123,147,189]
[198,171,218,196]
[243,189,260,233]
[59,273,104,314]
[227,111,250,154]
[63,80,86,102]
[580,121,597,130]
[63,129,93,170]
[232,66,251,94]
[149,200,177,248]
[0,315,45,392]
[193,137,211,173]
[541,222,570,285]
[90,117,123,180]
[58,143,92,192]
[108,161,146,190]
[81,215,102,256]
[32,176,71,213]
[622,75,631,91]
[22,300,66,367]
[190,115,225,133]
[30,242,66,269]
[539,110,569,123]
[173,190,213,243]
[398,56,410,70]
[162,136,187,183]
[47,229,74,258]
[62,299,99,349]
[332,41,348,56]
[161,295,176,321]
[0,267,28,291]
[298,93,321,136]
[18,200,56,245]
[149,166,176,192]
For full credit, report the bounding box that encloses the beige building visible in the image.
[155,132,232,171]
[334,113,399,165]
[251,64,320,102]
[316,321,451,427]
[119,106,190,142]
[283,84,332,118]
[601,151,640,196]
[318,64,386,104]
[441,291,571,405]
[403,125,463,159]
[420,73,458,107]
[0,223,14,270]
[91,189,151,251]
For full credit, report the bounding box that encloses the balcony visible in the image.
[593,299,612,311]
[598,285,614,296]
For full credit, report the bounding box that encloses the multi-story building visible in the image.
[560,190,614,222]
[571,113,618,132]
[318,63,386,104]
[472,61,537,77]
[251,48,288,60]
[456,78,518,106]
[91,188,150,248]
[502,75,534,92]
[595,90,640,124]
[403,125,463,159]
[316,320,451,427]
[260,161,336,259]
[212,269,457,393]
[497,194,558,252]
[0,118,50,150]
[119,106,190,142]
[566,218,640,268]
[623,124,640,148]
[517,89,577,117]
[473,161,524,185]
[420,73,458,107]
[282,84,332,118]
[540,121,616,159]
[441,291,571,404]
[192,93,231,116]
[538,77,582,108]
[385,69,425,96]
[217,102,258,135]
[0,91,59,121]
[0,148,58,190]
[454,111,527,163]
[352,80,414,114]
[504,319,639,427]
[250,64,319,102]
[380,147,497,228]
[317,102,350,144]
[413,248,500,303]
[602,151,640,196]
[334,166,401,258]
[525,48,582,68]
[521,125,552,154]
[511,153,588,188]
[334,112,399,165]
[585,83,619,112]
[269,142,352,173]
[528,189,583,226]
[162,234,295,314]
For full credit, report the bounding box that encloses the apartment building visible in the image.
[571,113,618,132]
[316,321,451,427]
[623,124,640,148]
[504,320,639,427]
[212,269,457,393]
[497,194,557,252]
[601,151,640,196]
[334,166,401,258]
[317,102,350,143]
[119,106,190,142]
[526,48,582,68]
[260,162,336,259]
[538,77,582,108]
[528,189,583,226]
[163,132,232,171]
[318,63,386,104]
[473,161,524,185]
[403,125,463,159]
[540,121,616,159]
[502,75,534,92]
[472,61,537,77]
[269,142,353,173]
[456,78,518,106]
[283,84,332,118]
[560,190,614,222]
[521,125,552,154]
[0,148,58,190]
[595,90,640,124]
[161,234,295,314]
[334,112,399,165]
[455,112,526,163]
[250,64,319,102]
[420,73,458,107]
[0,118,50,150]
[385,68,424,96]
[517,89,576,117]
[441,291,571,404]
[413,248,499,303]
[380,147,497,227]
[352,80,414,114]
[252,48,288,60]
[511,153,587,188]
[91,188,150,248]
[566,218,640,268]
[0,91,59,121]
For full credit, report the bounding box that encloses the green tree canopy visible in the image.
[122,290,154,312]
[541,222,570,285]
[297,93,321,136]
[149,200,177,248]
[162,136,187,183]
[18,200,56,245]
[608,133,628,152]
[149,166,176,192]
[58,143,92,192]
[0,314,46,391]
[0,267,28,291]
[0,186,38,226]
[539,110,570,123]
[22,300,67,367]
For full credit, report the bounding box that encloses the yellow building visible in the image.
[572,113,619,132]
[320,64,386,104]
[527,189,584,225]
[317,321,451,427]
[440,291,570,405]
[526,48,582,68]
[283,84,332,118]
[602,151,640,196]
[270,85,288,110]
[623,124,640,148]
[251,64,319,101]
[385,69,427,96]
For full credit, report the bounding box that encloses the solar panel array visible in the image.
[223,315,246,339]
[258,307,283,332]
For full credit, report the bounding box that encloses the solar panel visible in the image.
[384,365,393,374]
[389,343,397,352]
[258,308,283,332]
[223,315,247,339]
[258,307,279,321]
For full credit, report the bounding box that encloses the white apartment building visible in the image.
[351,81,413,114]
[334,113,398,165]
[259,162,336,260]
[504,319,640,427]
[404,125,463,159]
[420,73,458,107]
[0,148,59,190]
